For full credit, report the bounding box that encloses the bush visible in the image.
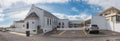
[10,25,16,28]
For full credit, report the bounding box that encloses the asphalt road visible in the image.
[0,34,8,41]
[0,32,32,41]
[0,31,120,41]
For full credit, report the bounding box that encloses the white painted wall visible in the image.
[58,19,69,28]
[91,16,120,32]
[12,22,26,33]
[91,16,110,30]
[12,27,26,33]
[25,18,39,34]
[42,12,58,33]
[43,17,52,33]
[108,21,114,31]
[14,22,24,28]
[114,23,120,32]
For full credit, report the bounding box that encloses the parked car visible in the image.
[85,24,90,32]
[88,25,99,34]
[2,29,7,32]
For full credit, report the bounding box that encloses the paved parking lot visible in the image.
[0,30,120,41]
[48,30,120,38]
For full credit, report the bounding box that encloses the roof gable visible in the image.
[100,7,120,15]
[25,12,39,19]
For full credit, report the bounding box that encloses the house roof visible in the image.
[25,12,39,19]
[14,20,24,23]
[25,4,59,20]
[99,7,120,15]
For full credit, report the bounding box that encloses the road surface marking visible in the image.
[58,30,67,36]
[9,32,33,36]
[83,28,88,35]
[81,27,87,36]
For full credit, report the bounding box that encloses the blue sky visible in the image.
[0,0,120,27]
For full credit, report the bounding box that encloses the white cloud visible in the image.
[84,0,120,9]
[0,0,70,16]
[0,9,29,27]
[23,0,69,4]
[1,0,20,8]
[52,13,91,20]
[0,14,5,17]
[0,18,4,22]
[7,10,29,20]
[0,14,5,22]
[0,8,3,13]
[37,5,54,12]
[0,25,10,27]
[84,15,92,20]
[71,7,79,12]
[75,0,81,2]
[1,0,69,9]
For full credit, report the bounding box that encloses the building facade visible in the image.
[99,7,120,32]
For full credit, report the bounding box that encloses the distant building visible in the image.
[0,27,9,31]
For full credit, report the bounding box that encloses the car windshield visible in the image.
[92,25,98,27]
[91,25,99,29]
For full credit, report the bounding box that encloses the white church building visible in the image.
[12,5,83,34]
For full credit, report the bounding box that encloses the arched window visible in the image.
[23,25,25,27]
[26,22,29,29]
[47,18,49,25]
[50,19,51,25]
[59,23,61,25]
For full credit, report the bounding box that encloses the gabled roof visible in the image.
[25,12,39,19]
[99,7,120,15]
[14,20,24,23]
[34,5,59,19]
[24,4,59,20]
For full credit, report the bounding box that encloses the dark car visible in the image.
[89,25,99,34]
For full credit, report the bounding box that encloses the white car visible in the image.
[85,25,99,34]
